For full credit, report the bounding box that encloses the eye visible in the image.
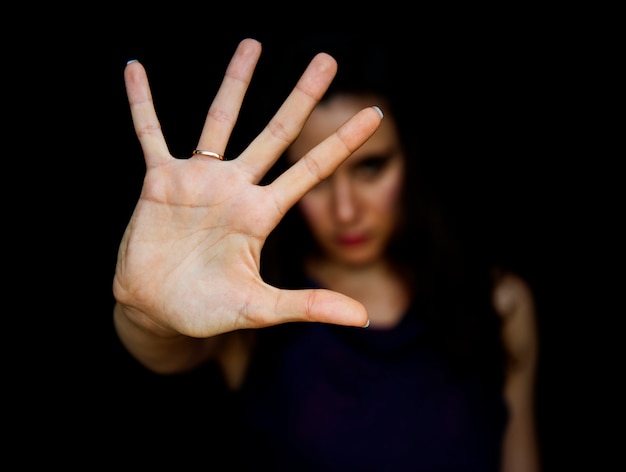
[353,156,390,180]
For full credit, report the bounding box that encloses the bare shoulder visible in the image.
[492,271,535,319]
[491,270,539,370]
[216,329,257,391]
[494,273,543,472]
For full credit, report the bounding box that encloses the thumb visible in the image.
[262,287,369,328]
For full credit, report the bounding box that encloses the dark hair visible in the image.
[260,33,505,380]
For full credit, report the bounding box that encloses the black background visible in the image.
[56,21,610,470]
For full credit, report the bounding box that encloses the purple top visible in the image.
[237,306,507,471]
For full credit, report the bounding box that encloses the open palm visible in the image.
[113,39,382,339]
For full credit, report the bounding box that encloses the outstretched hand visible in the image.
[113,38,382,339]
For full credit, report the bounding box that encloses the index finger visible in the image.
[270,105,383,214]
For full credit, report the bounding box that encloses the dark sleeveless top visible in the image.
[236,304,507,471]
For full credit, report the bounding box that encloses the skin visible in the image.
[113,38,541,471]
[493,271,541,472]
[287,94,411,328]
[113,40,381,350]
[114,40,382,375]
[289,96,541,472]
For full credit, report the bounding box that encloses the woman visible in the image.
[114,34,540,471]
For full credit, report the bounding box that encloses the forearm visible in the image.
[113,302,221,374]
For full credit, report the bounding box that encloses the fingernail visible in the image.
[126,59,138,65]
[372,106,383,118]
[363,319,370,328]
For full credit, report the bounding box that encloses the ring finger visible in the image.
[195,38,262,158]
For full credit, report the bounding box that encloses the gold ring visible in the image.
[192,149,225,160]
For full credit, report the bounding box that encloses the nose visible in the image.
[330,174,358,223]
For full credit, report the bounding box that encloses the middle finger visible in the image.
[236,52,339,180]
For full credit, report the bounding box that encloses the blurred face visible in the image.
[287,94,405,268]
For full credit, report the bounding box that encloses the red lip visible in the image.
[337,234,367,246]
